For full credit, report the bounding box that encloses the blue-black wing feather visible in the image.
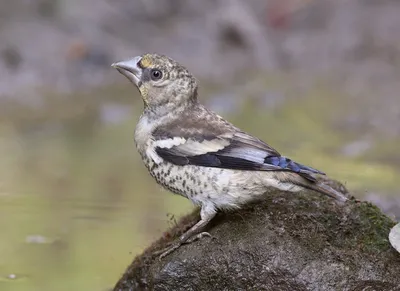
[155,132,324,182]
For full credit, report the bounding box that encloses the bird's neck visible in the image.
[143,99,198,120]
[143,87,199,119]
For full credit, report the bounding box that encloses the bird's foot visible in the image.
[156,242,182,260]
[185,231,212,244]
[155,232,212,260]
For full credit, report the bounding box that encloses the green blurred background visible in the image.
[0,1,400,290]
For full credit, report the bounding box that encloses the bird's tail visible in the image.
[301,181,348,202]
[270,171,349,202]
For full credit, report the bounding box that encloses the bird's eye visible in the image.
[150,69,162,81]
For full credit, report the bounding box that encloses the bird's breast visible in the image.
[134,115,154,152]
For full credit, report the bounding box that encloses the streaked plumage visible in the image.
[112,53,349,258]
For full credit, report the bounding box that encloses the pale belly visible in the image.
[141,155,301,210]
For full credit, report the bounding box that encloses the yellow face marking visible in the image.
[140,54,153,68]
[139,85,148,104]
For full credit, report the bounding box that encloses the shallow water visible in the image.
[0,119,191,291]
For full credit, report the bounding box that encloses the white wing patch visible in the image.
[146,137,186,165]
[177,139,230,155]
[154,137,186,149]
[154,137,230,156]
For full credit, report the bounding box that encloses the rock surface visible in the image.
[114,190,400,291]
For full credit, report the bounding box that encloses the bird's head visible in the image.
[112,54,198,111]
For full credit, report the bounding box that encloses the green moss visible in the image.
[355,202,397,251]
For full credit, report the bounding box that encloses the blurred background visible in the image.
[0,0,399,290]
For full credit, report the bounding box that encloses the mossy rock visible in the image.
[114,190,400,291]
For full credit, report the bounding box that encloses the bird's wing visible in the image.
[152,115,324,180]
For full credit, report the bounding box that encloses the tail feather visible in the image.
[273,169,349,202]
[302,182,348,202]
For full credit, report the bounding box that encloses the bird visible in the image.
[111,53,348,258]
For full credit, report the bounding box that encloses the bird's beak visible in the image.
[112,56,142,87]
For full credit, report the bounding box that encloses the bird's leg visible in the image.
[156,204,216,259]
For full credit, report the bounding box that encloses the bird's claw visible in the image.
[157,242,182,260]
[184,231,212,244]
[154,232,213,260]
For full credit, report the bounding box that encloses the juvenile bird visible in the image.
[112,54,348,258]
